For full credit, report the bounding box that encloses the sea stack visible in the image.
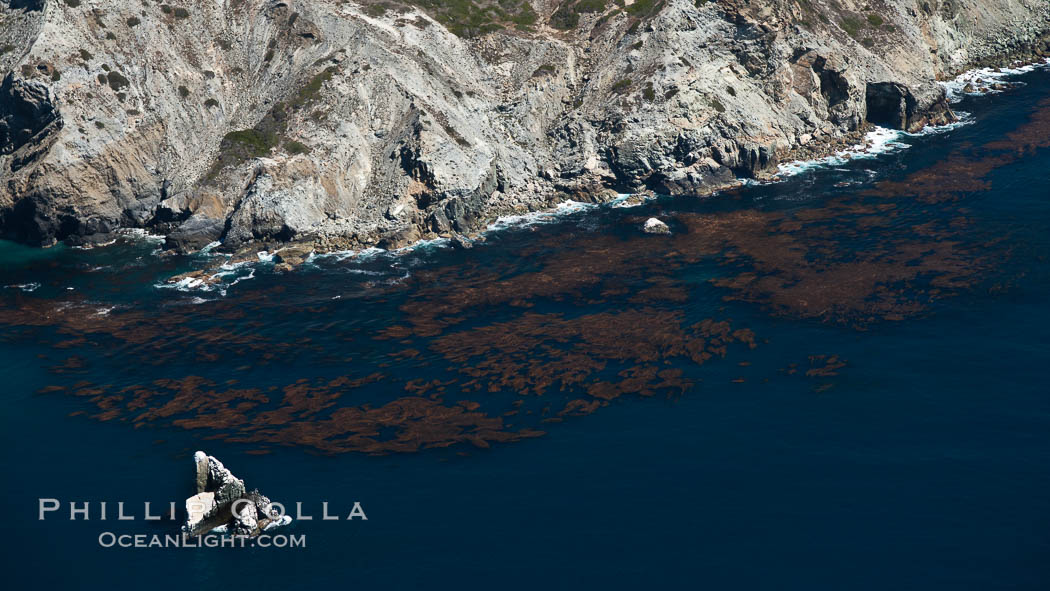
[183,451,291,537]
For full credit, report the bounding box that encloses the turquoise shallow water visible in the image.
[1,68,1049,589]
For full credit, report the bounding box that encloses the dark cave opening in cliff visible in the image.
[865,82,917,130]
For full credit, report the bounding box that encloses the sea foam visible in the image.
[941,58,1050,103]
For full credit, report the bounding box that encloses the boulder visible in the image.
[450,234,473,250]
[643,218,671,235]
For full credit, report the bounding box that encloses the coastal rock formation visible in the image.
[0,0,1048,252]
[643,217,670,234]
[184,451,291,536]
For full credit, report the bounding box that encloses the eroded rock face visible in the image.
[0,73,59,160]
[183,451,290,537]
[0,0,1047,250]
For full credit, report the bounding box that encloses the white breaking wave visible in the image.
[774,126,910,178]
[611,192,653,208]
[198,241,223,255]
[158,276,213,292]
[941,57,1050,103]
[484,200,598,234]
[119,228,166,244]
[906,111,975,135]
[773,108,979,180]
[71,238,117,250]
[5,282,41,292]
[309,246,388,263]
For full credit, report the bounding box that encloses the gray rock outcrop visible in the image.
[643,217,670,234]
[183,451,290,537]
[0,0,1047,252]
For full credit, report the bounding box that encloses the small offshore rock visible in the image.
[183,451,290,537]
[166,269,218,289]
[643,218,671,235]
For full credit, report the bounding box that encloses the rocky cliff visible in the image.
[0,0,1047,253]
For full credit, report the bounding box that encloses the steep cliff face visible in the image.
[0,0,1047,251]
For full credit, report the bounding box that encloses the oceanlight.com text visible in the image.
[98,532,306,548]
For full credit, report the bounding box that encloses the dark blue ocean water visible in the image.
[1,68,1049,589]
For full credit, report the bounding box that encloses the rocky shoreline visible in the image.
[108,51,1050,290]
[1,0,1048,255]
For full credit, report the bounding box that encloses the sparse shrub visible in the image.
[726,85,736,97]
[288,66,337,109]
[664,87,679,100]
[101,63,110,71]
[97,73,107,84]
[642,82,655,101]
[105,32,117,40]
[210,65,338,178]
[106,71,129,91]
[204,98,219,108]
[221,129,276,158]
[94,121,105,129]
[550,4,580,30]
[203,70,215,79]
[710,99,725,113]
[576,0,605,13]
[862,37,875,47]
[840,16,862,37]
[51,70,61,81]
[63,0,80,7]
[866,14,883,27]
[174,7,189,18]
[161,5,172,14]
[79,48,93,61]
[532,64,555,77]
[510,4,537,29]
[0,44,15,56]
[626,0,662,18]
[178,85,190,98]
[127,17,141,27]
[611,78,632,93]
[593,7,621,29]
[264,49,274,62]
[630,40,643,50]
[285,140,310,155]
